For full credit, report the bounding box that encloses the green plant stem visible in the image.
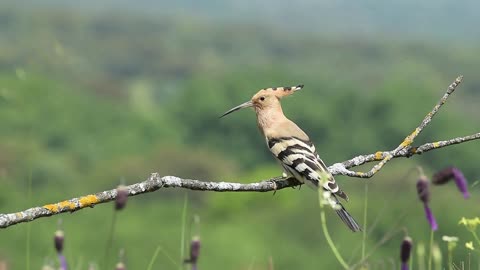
[409,251,413,270]
[179,194,188,270]
[468,252,471,270]
[26,170,32,270]
[361,183,368,261]
[104,210,118,269]
[448,249,452,270]
[26,215,31,270]
[471,231,480,247]
[428,229,434,270]
[318,191,349,270]
[147,246,161,270]
[418,242,426,270]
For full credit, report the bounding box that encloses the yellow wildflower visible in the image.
[466,241,475,250]
[459,217,480,231]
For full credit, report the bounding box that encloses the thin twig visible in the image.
[0,76,478,229]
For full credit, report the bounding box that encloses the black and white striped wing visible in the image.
[268,136,348,200]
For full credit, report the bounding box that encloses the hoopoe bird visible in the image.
[221,85,361,232]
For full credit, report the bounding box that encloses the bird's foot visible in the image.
[266,176,287,196]
[265,177,303,195]
[291,179,303,190]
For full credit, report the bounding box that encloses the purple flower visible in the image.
[452,168,470,199]
[185,236,201,270]
[54,230,67,270]
[417,176,437,230]
[115,185,129,210]
[423,204,438,231]
[432,167,470,199]
[432,167,454,185]
[416,176,430,204]
[400,236,413,270]
[54,230,64,253]
[58,254,67,270]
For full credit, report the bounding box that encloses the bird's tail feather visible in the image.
[335,202,361,232]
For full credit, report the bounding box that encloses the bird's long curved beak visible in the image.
[220,100,253,118]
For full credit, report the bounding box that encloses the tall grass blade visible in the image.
[147,246,161,270]
[180,193,188,270]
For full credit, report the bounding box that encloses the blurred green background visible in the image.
[0,1,479,269]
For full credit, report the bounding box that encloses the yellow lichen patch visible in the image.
[399,138,412,148]
[400,128,420,148]
[432,142,440,148]
[79,195,100,207]
[374,151,383,160]
[44,204,59,213]
[58,200,76,210]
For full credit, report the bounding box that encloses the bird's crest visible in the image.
[257,85,304,99]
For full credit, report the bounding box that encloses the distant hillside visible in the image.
[15,0,480,41]
[0,5,479,175]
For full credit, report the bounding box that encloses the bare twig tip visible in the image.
[450,75,463,89]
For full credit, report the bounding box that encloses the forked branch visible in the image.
[335,76,464,178]
[0,76,478,229]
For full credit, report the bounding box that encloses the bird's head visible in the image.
[220,85,303,118]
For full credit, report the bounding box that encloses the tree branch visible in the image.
[337,75,464,178]
[330,132,480,178]
[0,76,478,229]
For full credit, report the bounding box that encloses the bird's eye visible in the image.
[260,96,265,101]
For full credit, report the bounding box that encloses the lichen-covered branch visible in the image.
[0,132,477,229]
[0,76,478,229]
[0,175,299,229]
